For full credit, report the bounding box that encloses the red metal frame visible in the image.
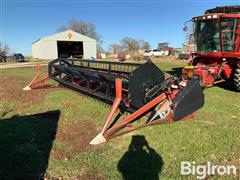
[23,64,51,90]
[90,78,181,144]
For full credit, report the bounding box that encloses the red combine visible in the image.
[115,52,126,61]
[182,6,240,90]
[158,42,174,56]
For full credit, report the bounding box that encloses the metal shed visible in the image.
[32,30,96,60]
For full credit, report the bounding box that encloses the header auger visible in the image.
[25,58,204,144]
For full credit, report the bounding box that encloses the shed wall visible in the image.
[32,30,97,60]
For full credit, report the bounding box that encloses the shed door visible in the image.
[57,41,83,58]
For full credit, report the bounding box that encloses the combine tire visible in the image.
[233,68,240,91]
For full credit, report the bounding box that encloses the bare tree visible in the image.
[120,37,141,52]
[139,40,151,50]
[0,42,10,62]
[120,37,150,52]
[97,45,105,54]
[108,44,122,53]
[0,42,10,55]
[57,19,103,52]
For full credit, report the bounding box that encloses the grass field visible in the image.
[0,59,239,179]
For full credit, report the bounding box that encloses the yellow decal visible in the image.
[184,66,194,69]
[68,33,73,39]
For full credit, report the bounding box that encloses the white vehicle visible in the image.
[143,49,169,57]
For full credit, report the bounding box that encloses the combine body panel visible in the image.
[182,6,240,90]
[47,58,204,144]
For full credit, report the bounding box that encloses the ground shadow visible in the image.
[166,67,183,77]
[217,80,238,92]
[118,135,164,180]
[0,110,60,180]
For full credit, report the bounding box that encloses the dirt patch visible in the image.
[51,120,98,159]
[0,70,54,106]
[62,102,76,109]
[70,168,106,180]
[44,168,106,180]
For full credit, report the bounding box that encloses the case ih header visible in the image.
[182,6,240,90]
[24,58,204,144]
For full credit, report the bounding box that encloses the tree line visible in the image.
[108,37,150,53]
[58,19,151,53]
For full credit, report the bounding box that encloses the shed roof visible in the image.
[33,29,96,44]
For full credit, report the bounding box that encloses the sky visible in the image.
[1,0,240,55]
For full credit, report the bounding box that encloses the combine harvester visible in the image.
[24,58,204,145]
[182,6,240,90]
